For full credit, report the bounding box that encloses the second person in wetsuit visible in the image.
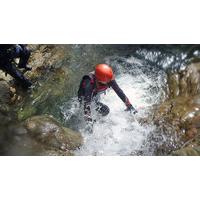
[0,44,32,89]
[78,64,137,123]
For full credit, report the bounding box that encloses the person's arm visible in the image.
[109,79,137,113]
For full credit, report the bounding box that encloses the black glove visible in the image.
[126,104,138,114]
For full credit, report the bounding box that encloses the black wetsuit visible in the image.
[78,72,133,120]
[0,44,32,88]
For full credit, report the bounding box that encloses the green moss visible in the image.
[18,106,37,121]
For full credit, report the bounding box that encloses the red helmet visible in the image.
[95,64,114,83]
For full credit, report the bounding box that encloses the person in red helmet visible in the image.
[78,64,137,123]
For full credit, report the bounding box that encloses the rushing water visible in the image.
[59,45,200,155]
[2,44,199,155]
[60,46,175,155]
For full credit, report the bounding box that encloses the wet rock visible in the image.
[0,80,14,126]
[36,149,73,156]
[0,80,11,104]
[167,72,180,98]
[18,106,37,121]
[153,62,200,154]
[172,146,200,156]
[167,62,200,99]
[24,115,83,151]
[185,127,198,141]
[0,123,74,156]
[62,127,83,150]
[0,71,12,82]
[17,45,71,120]
[27,45,68,80]
[0,45,76,155]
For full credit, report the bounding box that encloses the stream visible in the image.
[1,44,199,155]
[58,45,197,155]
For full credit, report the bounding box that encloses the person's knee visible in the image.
[96,103,110,116]
[18,46,31,69]
[101,104,110,116]
[20,46,31,58]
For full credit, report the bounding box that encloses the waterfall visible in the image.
[61,53,167,155]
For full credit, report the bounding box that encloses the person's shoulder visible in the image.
[81,75,92,84]
[82,74,91,80]
[109,76,116,84]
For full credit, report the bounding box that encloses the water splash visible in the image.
[61,55,167,155]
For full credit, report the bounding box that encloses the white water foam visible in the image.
[62,58,167,155]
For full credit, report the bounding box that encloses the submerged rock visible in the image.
[24,115,83,151]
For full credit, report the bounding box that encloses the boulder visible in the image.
[24,115,83,151]
[167,62,200,99]
[1,123,74,156]
[153,62,200,154]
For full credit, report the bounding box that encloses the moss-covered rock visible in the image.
[16,45,72,120]
[0,122,75,156]
[0,79,16,127]
[24,115,83,151]
[0,45,77,155]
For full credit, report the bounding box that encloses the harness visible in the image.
[88,72,109,95]
[78,72,109,102]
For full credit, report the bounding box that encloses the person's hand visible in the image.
[84,115,96,134]
[126,104,138,114]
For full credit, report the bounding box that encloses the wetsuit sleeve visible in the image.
[109,80,132,107]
